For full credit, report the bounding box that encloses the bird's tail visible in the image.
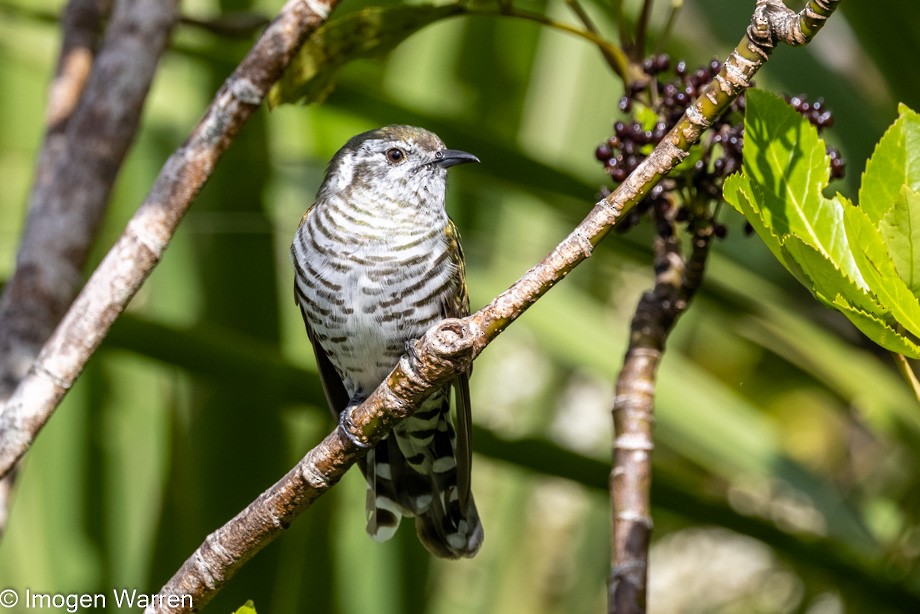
[362,393,483,558]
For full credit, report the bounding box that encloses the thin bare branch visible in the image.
[0,0,343,478]
[0,0,113,400]
[0,0,176,397]
[633,0,653,59]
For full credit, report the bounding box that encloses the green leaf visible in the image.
[859,103,920,224]
[833,297,920,359]
[268,4,465,107]
[844,204,920,339]
[723,173,796,275]
[880,185,920,295]
[232,600,258,614]
[730,90,920,355]
[740,90,828,240]
[740,91,870,287]
[724,173,873,312]
[782,235,879,314]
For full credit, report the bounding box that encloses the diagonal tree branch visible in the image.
[146,2,842,610]
[0,0,343,479]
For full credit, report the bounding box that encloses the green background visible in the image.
[1,0,918,612]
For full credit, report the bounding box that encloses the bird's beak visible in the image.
[435,149,480,168]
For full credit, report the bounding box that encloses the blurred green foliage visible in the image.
[1,0,919,612]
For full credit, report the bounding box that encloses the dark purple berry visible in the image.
[595,143,613,162]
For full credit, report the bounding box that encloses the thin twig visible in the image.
[563,0,627,78]
[179,12,270,38]
[611,0,631,51]
[892,353,920,405]
[633,0,654,60]
[654,0,684,55]
[470,3,630,82]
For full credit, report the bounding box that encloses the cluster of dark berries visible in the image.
[596,54,844,238]
[786,95,846,179]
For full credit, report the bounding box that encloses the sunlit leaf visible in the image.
[231,600,258,614]
[844,204,920,339]
[727,91,920,355]
[269,4,464,107]
[738,90,867,287]
[833,297,920,359]
[880,185,920,295]
[782,234,880,315]
[859,103,920,224]
[723,173,793,273]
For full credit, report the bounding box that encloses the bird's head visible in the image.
[318,125,479,205]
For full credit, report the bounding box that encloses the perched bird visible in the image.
[292,125,482,558]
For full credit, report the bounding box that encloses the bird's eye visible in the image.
[385,148,406,164]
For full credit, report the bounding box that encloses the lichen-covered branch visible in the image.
[0,0,343,479]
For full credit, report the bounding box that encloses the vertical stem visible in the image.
[611,0,631,50]
[892,353,920,404]
[633,0,654,59]
[609,225,682,613]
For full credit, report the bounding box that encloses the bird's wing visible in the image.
[293,206,350,420]
[443,217,474,508]
[298,302,350,420]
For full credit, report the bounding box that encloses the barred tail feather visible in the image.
[362,393,483,558]
[364,447,402,542]
[415,488,483,559]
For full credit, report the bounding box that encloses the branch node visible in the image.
[300,459,332,490]
[33,361,71,391]
[424,318,474,359]
[722,55,752,91]
[749,0,807,50]
[229,77,264,105]
[616,511,654,529]
[684,104,711,130]
[193,548,220,589]
[572,227,595,259]
[303,0,332,20]
[614,433,654,451]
